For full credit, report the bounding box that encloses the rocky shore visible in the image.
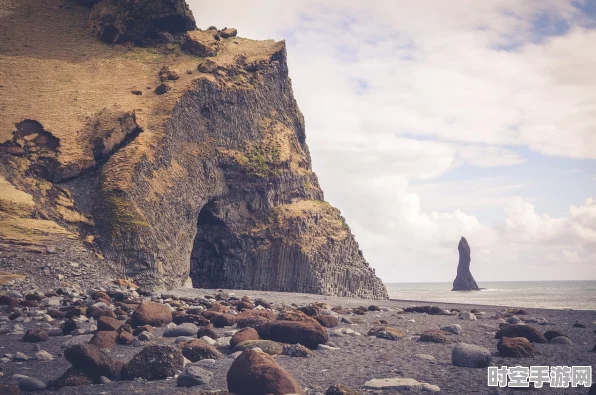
[0,282,594,394]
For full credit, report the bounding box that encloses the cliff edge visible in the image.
[0,0,388,298]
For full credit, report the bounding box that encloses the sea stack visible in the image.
[452,237,480,291]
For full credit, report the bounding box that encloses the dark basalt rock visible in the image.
[452,237,480,291]
[87,0,196,44]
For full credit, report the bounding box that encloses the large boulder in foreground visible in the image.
[257,320,328,350]
[227,349,305,395]
[452,343,491,368]
[497,337,536,358]
[452,237,480,291]
[131,301,172,327]
[87,0,196,44]
[122,345,184,380]
[495,324,547,343]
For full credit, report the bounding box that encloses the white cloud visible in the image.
[190,0,596,281]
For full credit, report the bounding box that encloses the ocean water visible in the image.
[385,281,596,311]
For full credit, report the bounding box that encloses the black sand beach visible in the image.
[0,287,594,394]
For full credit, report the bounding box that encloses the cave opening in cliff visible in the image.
[189,200,237,289]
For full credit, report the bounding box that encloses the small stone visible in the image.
[18,376,47,391]
[35,350,54,361]
[14,351,29,361]
[416,353,436,363]
[99,376,112,384]
[440,324,463,335]
[459,312,476,321]
[364,377,439,392]
[318,344,339,351]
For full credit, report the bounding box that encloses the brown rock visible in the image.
[257,320,328,350]
[158,66,180,82]
[122,345,184,380]
[419,330,449,343]
[227,349,305,395]
[315,315,339,328]
[197,324,218,339]
[495,324,547,343]
[117,329,134,345]
[180,339,224,362]
[97,316,123,331]
[497,337,536,358]
[90,331,118,349]
[132,325,153,336]
[63,343,116,379]
[211,314,235,328]
[51,368,93,389]
[182,30,221,57]
[23,328,48,342]
[236,315,270,329]
[277,308,318,323]
[196,60,216,73]
[218,27,237,38]
[173,311,209,326]
[230,327,259,348]
[131,301,172,327]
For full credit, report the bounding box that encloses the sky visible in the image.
[189,0,596,283]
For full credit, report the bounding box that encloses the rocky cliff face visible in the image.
[452,237,480,291]
[0,0,388,298]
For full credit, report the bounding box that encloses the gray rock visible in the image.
[47,328,64,336]
[19,376,47,391]
[459,312,477,321]
[177,365,213,387]
[60,334,93,348]
[507,316,522,324]
[138,331,153,341]
[35,350,54,361]
[452,343,491,368]
[416,353,437,363]
[99,376,112,384]
[175,336,196,344]
[14,351,29,361]
[550,336,573,345]
[163,323,199,337]
[440,324,462,335]
[365,377,439,392]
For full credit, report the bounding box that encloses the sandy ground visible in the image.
[0,288,594,394]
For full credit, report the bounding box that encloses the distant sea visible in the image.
[385,281,596,311]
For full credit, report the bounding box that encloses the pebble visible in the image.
[459,312,477,321]
[214,336,231,348]
[440,324,463,335]
[317,344,339,351]
[200,336,216,346]
[35,350,54,361]
[416,354,436,363]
